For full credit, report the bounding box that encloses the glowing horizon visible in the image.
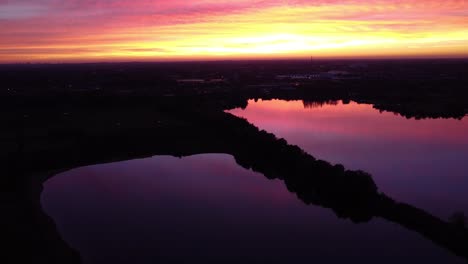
[1,0,468,63]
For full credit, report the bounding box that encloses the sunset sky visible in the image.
[1,0,468,62]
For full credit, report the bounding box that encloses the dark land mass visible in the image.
[1,59,468,119]
[1,59,468,263]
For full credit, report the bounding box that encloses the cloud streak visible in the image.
[1,0,467,62]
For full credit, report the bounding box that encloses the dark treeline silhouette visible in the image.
[2,102,468,263]
[302,99,340,109]
[1,59,468,119]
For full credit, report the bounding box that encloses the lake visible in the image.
[41,99,468,263]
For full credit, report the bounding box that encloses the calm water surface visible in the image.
[42,100,468,263]
[229,100,468,219]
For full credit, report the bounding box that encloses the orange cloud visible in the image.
[1,0,467,62]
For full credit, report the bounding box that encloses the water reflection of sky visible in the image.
[229,100,468,219]
[42,100,468,264]
[43,155,464,264]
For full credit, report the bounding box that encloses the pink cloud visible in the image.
[1,0,467,61]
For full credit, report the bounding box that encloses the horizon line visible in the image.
[2,55,468,65]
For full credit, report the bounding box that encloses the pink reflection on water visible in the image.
[228,99,468,218]
[230,99,468,144]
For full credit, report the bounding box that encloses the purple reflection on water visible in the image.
[42,100,468,263]
[43,154,464,264]
[228,99,468,218]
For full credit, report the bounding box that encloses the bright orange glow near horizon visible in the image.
[1,0,468,63]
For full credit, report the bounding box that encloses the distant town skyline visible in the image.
[1,0,468,62]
